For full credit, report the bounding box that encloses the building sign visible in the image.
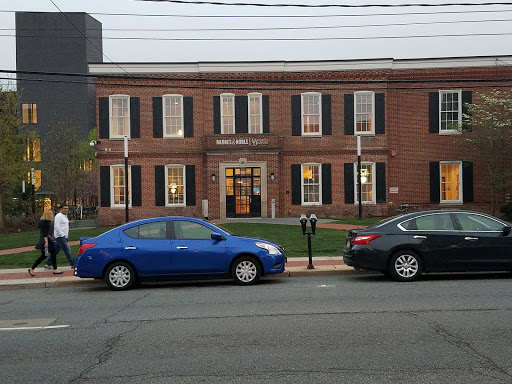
[389,187,399,194]
[216,138,269,146]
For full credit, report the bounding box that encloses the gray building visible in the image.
[16,11,102,197]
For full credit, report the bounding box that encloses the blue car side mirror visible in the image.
[211,232,225,241]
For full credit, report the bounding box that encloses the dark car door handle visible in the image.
[464,237,479,241]
[176,246,188,250]
[125,246,136,250]
[413,235,427,239]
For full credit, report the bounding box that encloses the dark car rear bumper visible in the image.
[343,247,389,272]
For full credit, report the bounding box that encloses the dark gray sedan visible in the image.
[343,210,512,281]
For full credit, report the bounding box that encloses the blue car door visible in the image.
[120,221,172,276]
[170,220,227,274]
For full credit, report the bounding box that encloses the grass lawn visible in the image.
[0,218,379,269]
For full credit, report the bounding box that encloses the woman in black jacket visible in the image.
[28,210,62,276]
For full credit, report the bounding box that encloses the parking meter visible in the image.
[309,214,317,235]
[300,214,307,235]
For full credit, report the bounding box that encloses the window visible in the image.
[248,93,263,134]
[221,93,235,134]
[163,95,183,137]
[166,165,185,206]
[439,90,462,134]
[302,164,321,205]
[22,103,37,124]
[355,91,375,135]
[124,221,167,239]
[400,213,455,231]
[174,221,213,240]
[354,162,375,204]
[111,165,132,207]
[302,93,321,135]
[110,95,130,138]
[24,137,41,162]
[27,169,42,191]
[454,213,505,232]
[440,161,462,203]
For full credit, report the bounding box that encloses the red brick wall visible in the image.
[94,65,512,225]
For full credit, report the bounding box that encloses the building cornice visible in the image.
[89,56,512,75]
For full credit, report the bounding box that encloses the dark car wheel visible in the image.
[105,262,136,291]
[232,256,261,285]
[389,251,422,282]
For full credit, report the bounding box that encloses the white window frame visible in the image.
[248,93,263,134]
[354,91,375,136]
[162,94,184,138]
[220,93,235,134]
[440,161,463,204]
[301,92,322,136]
[353,162,376,204]
[439,90,462,135]
[301,163,322,206]
[109,95,130,139]
[110,165,132,208]
[165,164,186,207]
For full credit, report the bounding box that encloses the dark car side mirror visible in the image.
[211,232,225,241]
[502,226,511,236]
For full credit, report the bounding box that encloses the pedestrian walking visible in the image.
[28,210,62,276]
[54,204,76,268]
[44,203,61,270]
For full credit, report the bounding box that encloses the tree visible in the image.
[43,121,96,205]
[0,89,29,231]
[459,90,512,215]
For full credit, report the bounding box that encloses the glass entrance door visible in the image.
[225,167,261,218]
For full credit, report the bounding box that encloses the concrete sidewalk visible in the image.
[0,257,367,290]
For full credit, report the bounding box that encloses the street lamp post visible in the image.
[124,136,129,223]
[357,135,362,220]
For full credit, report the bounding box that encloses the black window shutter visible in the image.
[235,96,248,134]
[184,96,194,137]
[262,95,270,133]
[375,93,385,135]
[213,96,221,134]
[100,166,111,207]
[291,164,301,205]
[291,95,301,136]
[155,165,165,206]
[130,97,140,138]
[152,97,163,138]
[462,161,474,202]
[462,91,472,132]
[131,165,142,206]
[322,94,332,135]
[376,162,386,203]
[322,163,332,204]
[186,165,196,206]
[429,92,439,133]
[98,97,109,139]
[430,161,440,203]
[344,94,354,135]
[344,163,354,204]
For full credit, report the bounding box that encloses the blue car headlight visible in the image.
[255,242,281,255]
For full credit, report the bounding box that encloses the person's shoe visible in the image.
[44,265,53,271]
[28,268,35,277]
[53,270,63,275]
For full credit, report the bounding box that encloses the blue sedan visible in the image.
[74,217,286,290]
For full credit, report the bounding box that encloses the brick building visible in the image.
[89,56,512,226]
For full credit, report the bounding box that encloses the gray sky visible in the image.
[2,0,512,77]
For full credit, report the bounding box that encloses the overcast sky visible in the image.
[2,0,512,78]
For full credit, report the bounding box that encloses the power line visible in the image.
[135,0,512,8]
[5,17,512,32]
[48,0,132,77]
[6,31,512,40]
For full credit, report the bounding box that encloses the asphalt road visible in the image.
[1,273,511,384]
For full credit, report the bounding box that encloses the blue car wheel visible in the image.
[105,261,136,291]
[232,256,261,285]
